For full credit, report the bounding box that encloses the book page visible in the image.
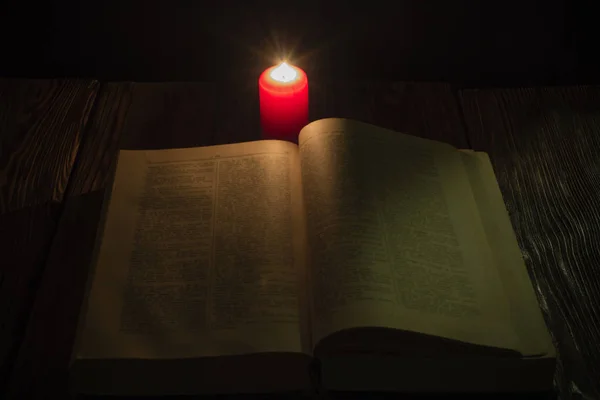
[460,151,553,356]
[77,140,310,359]
[298,118,521,352]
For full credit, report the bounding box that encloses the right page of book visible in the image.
[459,150,553,356]
[299,118,531,353]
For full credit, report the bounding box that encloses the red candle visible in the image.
[259,62,309,142]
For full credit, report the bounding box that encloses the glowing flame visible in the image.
[270,62,298,83]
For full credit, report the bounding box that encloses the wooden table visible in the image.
[1,79,599,399]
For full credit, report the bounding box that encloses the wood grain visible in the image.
[66,83,133,195]
[460,86,600,399]
[6,84,133,398]
[0,78,98,395]
[0,79,99,213]
[311,82,467,147]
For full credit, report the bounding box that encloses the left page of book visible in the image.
[76,140,310,360]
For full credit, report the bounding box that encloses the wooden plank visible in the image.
[460,86,600,398]
[8,82,466,397]
[311,82,467,148]
[0,79,99,213]
[120,82,217,149]
[66,83,133,194]
[0,204,60,389]
[7,193,107,398]
[6,84,132,398]
[0,78,98,394]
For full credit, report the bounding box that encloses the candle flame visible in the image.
[270,62,298,83]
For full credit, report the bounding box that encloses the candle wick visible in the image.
[270,62,298,83]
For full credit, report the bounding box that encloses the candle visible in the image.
[258,61,309,142]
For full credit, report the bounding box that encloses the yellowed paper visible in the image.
[78,140,309,359]
[299,118,520,351]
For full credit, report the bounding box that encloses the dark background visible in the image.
[0,0,596,86]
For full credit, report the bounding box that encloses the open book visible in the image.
[71,118,555,395]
